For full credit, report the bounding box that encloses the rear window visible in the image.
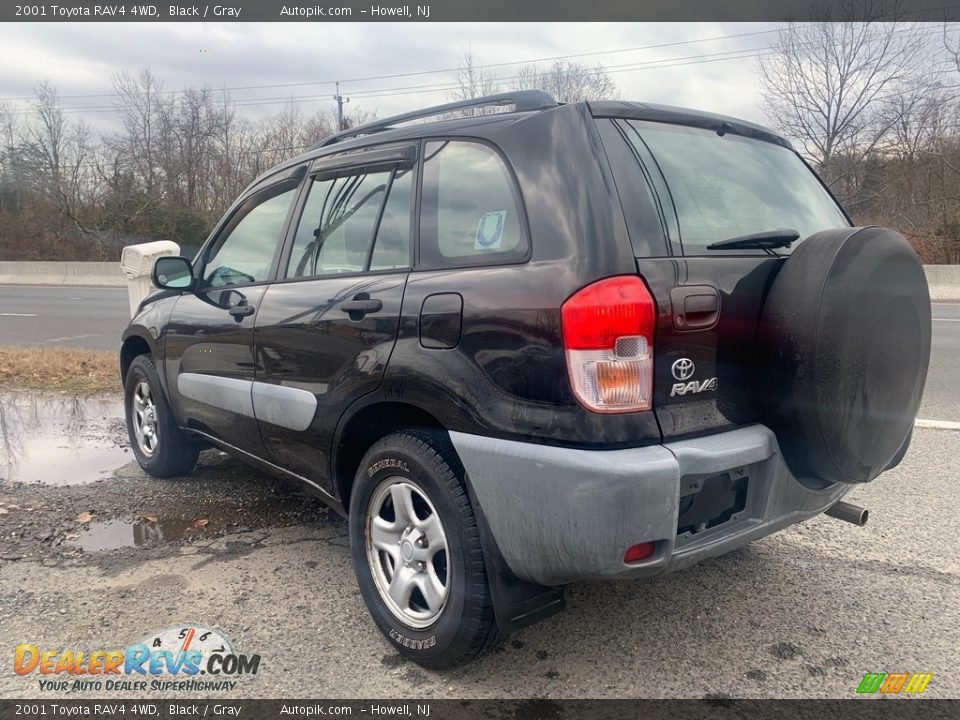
[621,120,849,254]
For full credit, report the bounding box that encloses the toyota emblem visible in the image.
[671,358,695,381]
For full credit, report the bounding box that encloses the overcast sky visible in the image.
[0,22,784,131]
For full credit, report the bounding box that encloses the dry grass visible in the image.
[0,346,120,394]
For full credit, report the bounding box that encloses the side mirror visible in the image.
[152,256,195,291]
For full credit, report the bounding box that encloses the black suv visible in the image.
[120,91,931,669]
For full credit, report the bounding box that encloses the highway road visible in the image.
[925,300,960,421]
[0,284,957,421]
[0,285,128,351]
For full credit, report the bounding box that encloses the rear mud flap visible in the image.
[464,474,565,634]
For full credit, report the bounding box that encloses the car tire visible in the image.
[124,354,200,479]
[349,430,502,669]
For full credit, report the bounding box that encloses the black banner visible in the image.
[0,700,958,720]
[3,0,960,22]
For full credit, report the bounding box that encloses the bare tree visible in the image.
[18,82,96,244]
[758,0,924,196]
[0,100,21,212]
[342,105,378,129]
[24,81,67,193]
[452,49,499,101]
[513,60,618,102]
[944,21,960,74]
[446,50,501,116]
[111,69,163,196]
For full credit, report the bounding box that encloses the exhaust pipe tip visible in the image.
[825,500,869,527]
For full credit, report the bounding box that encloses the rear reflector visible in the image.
[623,542,656,564]
[561,276,656,413]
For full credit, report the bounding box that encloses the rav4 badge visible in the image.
[669,358,718,397]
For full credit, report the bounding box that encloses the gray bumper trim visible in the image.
[450,425,848,586]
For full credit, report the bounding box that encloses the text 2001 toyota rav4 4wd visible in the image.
[120,91,931,668]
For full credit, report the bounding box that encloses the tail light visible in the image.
[561,275,656,413]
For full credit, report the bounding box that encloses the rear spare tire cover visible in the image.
[760,227,931,484]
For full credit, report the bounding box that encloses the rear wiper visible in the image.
[706,229,800,250]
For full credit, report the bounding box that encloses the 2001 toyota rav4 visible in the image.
[120,91,931,668]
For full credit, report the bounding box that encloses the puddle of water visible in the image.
[67,519,166,551]
[68,515,212,551]
[0,391,131,485]
[65,495,342,552]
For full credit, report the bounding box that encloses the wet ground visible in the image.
[0,391,958,699]
[0,395,339,564]
[0,391,129,485]
[0,390,339,558]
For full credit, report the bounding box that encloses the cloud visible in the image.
[0,21,779,129]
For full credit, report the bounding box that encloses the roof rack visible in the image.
[310,90,558,150]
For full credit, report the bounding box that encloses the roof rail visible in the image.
[310,90,558,150]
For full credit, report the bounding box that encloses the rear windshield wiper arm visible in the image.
[706,228,800,250]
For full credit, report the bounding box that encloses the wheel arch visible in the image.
[119,330,156,383]
[332,399,445,510]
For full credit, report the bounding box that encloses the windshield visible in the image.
[622,120,849,254]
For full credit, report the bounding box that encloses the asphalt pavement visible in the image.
[0,422,957,698]
[926,301,960,421]
[0,285,129,351]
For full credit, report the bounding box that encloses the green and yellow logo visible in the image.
[856,672,933,694]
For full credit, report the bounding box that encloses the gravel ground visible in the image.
[0,408,958,699]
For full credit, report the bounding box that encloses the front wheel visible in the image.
[124,354,200,478]
[349,431,501,669]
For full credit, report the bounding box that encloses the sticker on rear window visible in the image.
[475,211,506,250]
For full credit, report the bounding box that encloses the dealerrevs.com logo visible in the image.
[13,625,261,693]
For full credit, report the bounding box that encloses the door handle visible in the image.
[228,301,255,320]
[669,286,720,331]
[339,295,382,320]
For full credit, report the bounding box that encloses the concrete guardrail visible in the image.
[923,265,960,301]
[0,261,125,287]
[0,261,957,298]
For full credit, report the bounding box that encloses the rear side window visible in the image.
[419,140,527,268]
[621,120,849,254]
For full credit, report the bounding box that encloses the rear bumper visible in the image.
[450,425,849,586]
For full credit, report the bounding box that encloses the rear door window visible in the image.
[286,164,412,278]
[370,167,413,271]
[620,120,849,254]
[419,140,528,268]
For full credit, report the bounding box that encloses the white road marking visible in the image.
[915,419,960,430]
[0,312,37,317]
[42,334,99,343]
[933,318,960,322]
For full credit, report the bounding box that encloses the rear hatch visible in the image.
[593,104,851,441]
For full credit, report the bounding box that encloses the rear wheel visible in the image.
[124,354,200,478]
[349,431,501,669]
